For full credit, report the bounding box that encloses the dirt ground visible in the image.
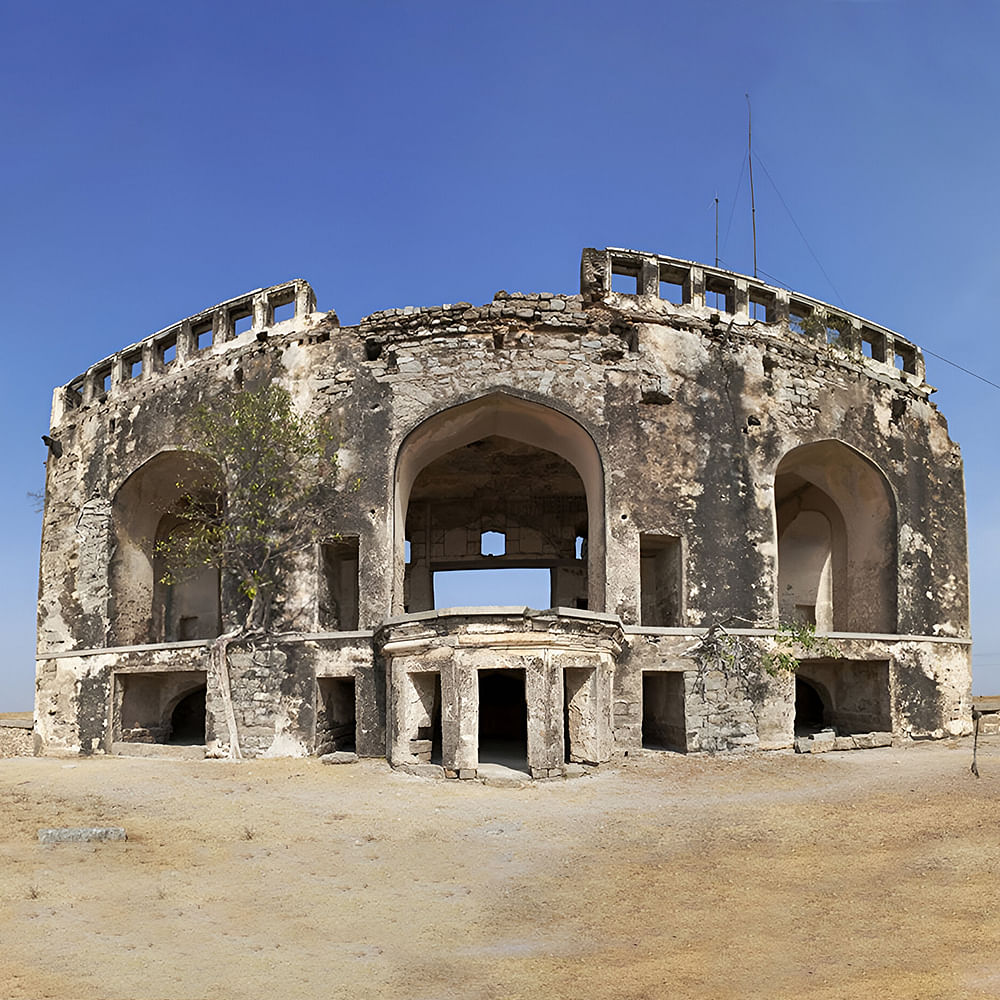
[2,738,999,1000]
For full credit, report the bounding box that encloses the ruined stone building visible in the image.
[34,248,973,773]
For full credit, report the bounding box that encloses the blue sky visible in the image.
[2,1,998,707]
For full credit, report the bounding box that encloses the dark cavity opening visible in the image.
[641,672,686,751]
[317,677,356,754]
[169,686,206,745]
[795,676,827,733]
[478,669,528,771]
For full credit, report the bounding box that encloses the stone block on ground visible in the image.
[397,762,445,779]
[321,751,359,765]
[38,826,127,844]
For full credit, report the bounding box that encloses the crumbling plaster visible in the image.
[34,251,972,770]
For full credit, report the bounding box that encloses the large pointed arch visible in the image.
[393,392,606,614]
[774,440,897,633]
[110,449,223,644]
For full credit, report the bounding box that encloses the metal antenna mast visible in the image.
[714,194,719,267]
[746,93,757,278]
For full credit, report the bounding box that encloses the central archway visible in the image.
[393,393,606,614]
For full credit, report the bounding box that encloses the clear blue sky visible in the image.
[3,1,998,707]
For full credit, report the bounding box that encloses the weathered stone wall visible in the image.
[34,248,973,765]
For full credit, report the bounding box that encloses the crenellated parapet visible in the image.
[580,247,926,387]
[51,279,317,426]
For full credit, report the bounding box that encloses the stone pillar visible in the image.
[639,257,659,298]
[526,653,563,776]
[688,266,705,308]
[441,659,478,774]
[176,320,195,363]
[252,293,268,332]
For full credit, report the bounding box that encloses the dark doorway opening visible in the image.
[478,669,528,772]
[168,686,206,745]
[317,677,357,754]
[641,672,687,751]
[795,676,827,733]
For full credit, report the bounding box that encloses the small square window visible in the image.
[481,531,506,556]
[749,291,775,323]
[232,311,252,336]
[658,264,687,305]
[789,304,811,336]
[194,323,213,351]
[273,301,295,323]
[894,344,917,375]
[705,276,734,313]
[611,270,638,295]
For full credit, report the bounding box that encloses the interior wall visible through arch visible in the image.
[775,441,897,633]
[394,394,605,614]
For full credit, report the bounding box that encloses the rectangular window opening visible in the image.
[826,317,847,346]
[639,534,682,627]
[659,280,684,305]
[611,268,639,295]
[894,345,917,374]
[320,537,360,630]
[231,310,253,337]
[575,535,585,560]
[797,659,891,735]
[115,671,207,746]
[433,568,551,611]
[749,292,775,323]
[860,328,886,362]
[658,263,687,305]
[194,322,213,351]
[704,277,734,314]
[97,367,112,395]
[160,335,177,366]
[66,380,84,409]
[789,303,811,336]
[404,539,412,564]
[272,300,295,323]
[481,530,506,556]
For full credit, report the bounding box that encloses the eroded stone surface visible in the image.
[34,249,973,774]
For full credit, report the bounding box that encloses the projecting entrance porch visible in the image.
[378,608,623,779]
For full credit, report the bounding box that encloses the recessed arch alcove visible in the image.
[393,392,606,614]
[110,450,223,645]
[774,440,897,633]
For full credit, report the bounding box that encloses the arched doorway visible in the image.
[393,393,605,614]
[111,451,223,644]
[405,435,590,611]
[775,441,896,633]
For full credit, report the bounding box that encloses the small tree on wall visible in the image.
[156,384,337,757]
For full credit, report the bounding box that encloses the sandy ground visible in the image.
[1,738,999,1000]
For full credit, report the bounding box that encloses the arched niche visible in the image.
[393,393,606,614]
[774,440,897,633]
[110,450,223,645]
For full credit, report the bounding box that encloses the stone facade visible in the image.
[34,248,973,772]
